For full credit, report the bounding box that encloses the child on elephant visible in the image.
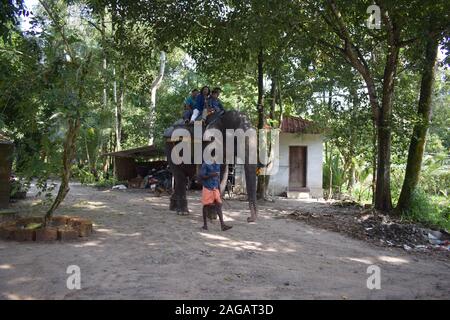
[190,86,210,123]
[199,159,232,231]
[208,87,224,116]
[183,88,199,122]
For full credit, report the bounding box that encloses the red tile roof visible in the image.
[280,116,320,133]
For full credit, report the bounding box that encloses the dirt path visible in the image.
[0,183,449,300]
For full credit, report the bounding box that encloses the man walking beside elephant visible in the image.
[199,159,232,231]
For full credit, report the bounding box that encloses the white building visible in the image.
[234,116,324,199]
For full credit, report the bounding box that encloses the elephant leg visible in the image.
[244,163,258,222]
[247,201,257,223]
[219,163,229,196]
[170,169,189,214]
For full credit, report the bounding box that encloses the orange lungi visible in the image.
[201,187,222,206]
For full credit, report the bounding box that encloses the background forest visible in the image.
[0,0,449,229]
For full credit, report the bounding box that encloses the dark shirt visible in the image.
[183,108,192,120]
[194,94,209,114]
[209,98,224,112]
[200,162,220,190]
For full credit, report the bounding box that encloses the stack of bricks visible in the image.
[0,216,93,242]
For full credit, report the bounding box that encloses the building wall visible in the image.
[269,133,323,198]
[233,132,324,198]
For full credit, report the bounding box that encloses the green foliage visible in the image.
[34,176,56,206]
[403,188,449,231]
[419,153,450,197]
[1,0,449,221]
[72,165,97,184]
[10,178,30,197]
[94,177,125,189]
[323,151,346,194]
[0,0,26,43]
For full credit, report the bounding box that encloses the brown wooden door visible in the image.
[289,146,307,190]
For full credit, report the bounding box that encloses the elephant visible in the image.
[164,110,258,222]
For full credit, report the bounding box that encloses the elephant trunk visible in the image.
[244,163,258,222]
[220,163,229,196]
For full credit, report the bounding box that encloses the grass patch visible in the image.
[402,189,450,231]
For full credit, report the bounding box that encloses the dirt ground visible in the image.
[0,183,449,300]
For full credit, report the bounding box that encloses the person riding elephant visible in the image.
[190,86,210,123]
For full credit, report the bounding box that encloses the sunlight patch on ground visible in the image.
[0,264,13,270]
[199,233,229,241]
[345,256,410,265]
[114,232,142,237]
[95,228,141,237]
[4,292,35,300]
[210,241,278,252]
[73,240,103,247]
[199,232,295,253]
[345,257,374,265]
[377,256,409,265]
[8,276,39,285]
[96,228,115,233]
[73,201,107,210]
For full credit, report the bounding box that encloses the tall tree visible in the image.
[396,23,443,212]
[148,50,166,145]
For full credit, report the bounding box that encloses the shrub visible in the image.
[403,188,450,231]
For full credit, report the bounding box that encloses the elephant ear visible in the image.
[205,112,225,130]
[164,119,191,138]
[163,126,175,138]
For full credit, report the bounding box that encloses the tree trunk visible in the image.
[45,59,91,222]
[371,122,377,205]
[118,66,126,142]
[84,132,91,168]
[256,48,266,200]
[149,51,166,145]
[277,84,283,125]
[101,8,109,175]
[347,160,355,191]
[374,118,392,211]
[256,49,265,130]
[328,145,333,200]
[269,75,277,121]
[374,27,400,211]
[396,33,439,212]
[45,118,81,224]
[113,66,122,151]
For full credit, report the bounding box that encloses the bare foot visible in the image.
[247,217,256,223]
[221,225,233,231]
